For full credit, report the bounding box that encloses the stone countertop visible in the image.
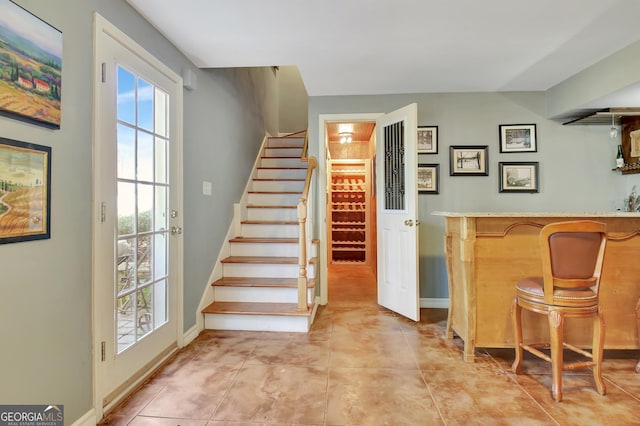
[431,211,640,218]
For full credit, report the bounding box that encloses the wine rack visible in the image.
[329,160,371,263]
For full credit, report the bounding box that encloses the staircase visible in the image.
[202,134,318,332]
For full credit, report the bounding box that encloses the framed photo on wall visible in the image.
[499,124,537,153]
[0,136,52,243]
[499,161,539,193]
[418,163,439,194]
[0,1,62,128]
[449,145,488,176]
[417,126,438,154]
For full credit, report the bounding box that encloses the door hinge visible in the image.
[101,341,106,362]
[100,201,106,223]
[101,62,106,83]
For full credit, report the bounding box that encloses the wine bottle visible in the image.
[616,144,624,168]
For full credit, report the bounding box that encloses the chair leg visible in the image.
[548,310,564,402]
[592,307,607,395]
[636,298,640,374]
[511,297,523,374]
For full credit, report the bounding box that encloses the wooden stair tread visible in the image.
[257,167,307,170]
[265,146,303,149]
[253,178,305,181]
[212,276,316,288]
[247,205,296,209]
[241,220,297,225]
[248,191,302,194]
[202,301,313,317]
[267,146,304,149]
[221,256,297,264]
[229,237,297,243]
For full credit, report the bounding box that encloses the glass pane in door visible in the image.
[116,65,170,353]
[383,121,405,210]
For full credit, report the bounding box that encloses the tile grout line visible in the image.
[400,328,449,426]
[207,344,254,423]
[483,350,561,426]
[122,346,198,424]
[603,375,640,403]
[322,320,335,426]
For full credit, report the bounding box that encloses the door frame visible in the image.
[92,12,184,420]
[318,113,382,305]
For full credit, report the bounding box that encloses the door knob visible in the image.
[404,219,413,227]
[171,226,182,235]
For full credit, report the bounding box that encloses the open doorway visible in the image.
[325,120,377,305]
[319,105,420,319]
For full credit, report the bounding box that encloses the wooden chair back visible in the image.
[539,220,607,304]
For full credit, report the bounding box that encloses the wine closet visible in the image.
[329,159,371,263]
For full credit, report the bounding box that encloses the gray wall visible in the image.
[546,40,640,119]
[278,66,308,133]
[309,92,638,299]
[0,1,277,423]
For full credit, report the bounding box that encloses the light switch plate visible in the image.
[203,180,212,196]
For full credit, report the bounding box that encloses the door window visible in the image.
[115,66,169,353]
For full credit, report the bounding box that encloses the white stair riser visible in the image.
[256,168,307,179]
[204,313,310,332]
[222,263,316,278]
[260,157,306,168]
[222,263,298,278]
[241,223,298,238]
[267,137,304,148]
[264,147,303,157]
[247,207,297,221]
[214,286,314,304]
[252,180,304,192]
[230,242,299,257]
[248,193,301,205]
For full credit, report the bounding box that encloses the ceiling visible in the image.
[327,122,375,145]
[126,0,640,102]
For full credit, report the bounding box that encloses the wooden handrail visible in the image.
[301,131,309,161]
[297,130,316,310]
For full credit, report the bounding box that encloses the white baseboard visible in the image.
[71,408,96,426]
[420,298,449,309]
[182,322,201,347]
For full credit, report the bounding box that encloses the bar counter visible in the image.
[433,211,640,362]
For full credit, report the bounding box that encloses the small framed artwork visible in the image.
[0,136,52,243]
[0,1,63,129]
[499,162,539,193]
[418,163,439,194]
[449,145,488,176]
[417,126,438,154]
[499,124,537,153]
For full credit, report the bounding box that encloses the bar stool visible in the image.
[511,220,607,402]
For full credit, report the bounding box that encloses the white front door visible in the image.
[93,15,183,411]
[375,103,419,321]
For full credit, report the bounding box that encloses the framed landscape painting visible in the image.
[418,163,439,194]
[417,126,438,154]
[499,161,539,193]
[0,0,62,128]
[499,124,536,153]
[449,145,488,176]
[0,137,51,243]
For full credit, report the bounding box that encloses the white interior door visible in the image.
[93,15,183,410]
[375,103,419,321]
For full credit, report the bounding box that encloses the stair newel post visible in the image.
[297,198,308,311]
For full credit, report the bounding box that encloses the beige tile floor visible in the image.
[100,263,640,425]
